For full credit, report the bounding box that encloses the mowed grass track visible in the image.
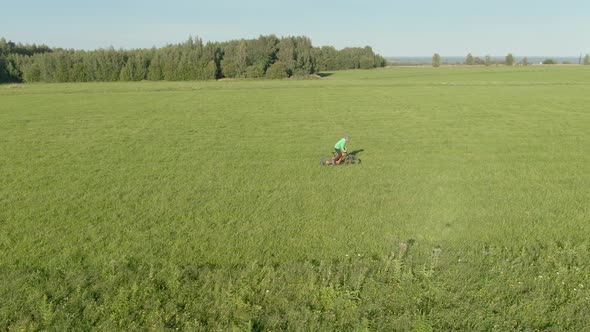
[1,66,590,330]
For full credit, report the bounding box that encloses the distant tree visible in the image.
[542,59,556,65]
[335,47,358,69]
[0,37,52,58]
[203,60,218,80]
[465,53,474,65]
[484,55,492,66]
[0,37,7,55]
[70,57,90,82]
[235,40,248,77]
[265,61,289,79]
[316,46,338,71]
[359,56,375,69]
[358,46,379,69]
[147,52,163,80]
[162,47,181,80]
[246,35,279,72]
[0,56,9,82]
[374,54,386,67]
[522,57,529,66]
[22,59,42,82]
[4,56,23,82]
[125,53,148,81]
[119,65,130,81]
[88,48,124,82]
[293,37,315,75]
[473,56,484,65]
[221,59,238,78]
[202,43,222,79]
[176,50,201,80]
[505,53,514,66]
[584,54,590,65]
[432,53,441,67]
[277,38,296,75]
[245,63,265,78]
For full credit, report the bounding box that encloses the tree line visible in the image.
[432,52,590,67]
[0,36,386,83]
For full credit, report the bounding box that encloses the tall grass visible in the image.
[1,66,590,330]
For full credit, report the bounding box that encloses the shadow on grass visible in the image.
[317,72,334,78]
[349,149,364,156]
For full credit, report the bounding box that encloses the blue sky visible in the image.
[1,0,588,56]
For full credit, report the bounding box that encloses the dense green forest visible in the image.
[0,36,386,83]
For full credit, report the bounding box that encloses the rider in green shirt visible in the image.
[333,136,350,164]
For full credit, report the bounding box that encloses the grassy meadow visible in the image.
[1,66,590,330]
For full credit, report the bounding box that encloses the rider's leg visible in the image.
[332,149,342,163]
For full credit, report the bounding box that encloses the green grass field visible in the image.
[1,66,590,330]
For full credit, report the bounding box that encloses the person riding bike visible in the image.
[332,136,350,165]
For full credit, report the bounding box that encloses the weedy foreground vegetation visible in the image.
[1,66,590,330]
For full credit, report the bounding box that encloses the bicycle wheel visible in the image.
[345,154,360,164]
[320,156,333,166]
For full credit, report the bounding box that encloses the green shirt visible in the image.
[334,138,347,151]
